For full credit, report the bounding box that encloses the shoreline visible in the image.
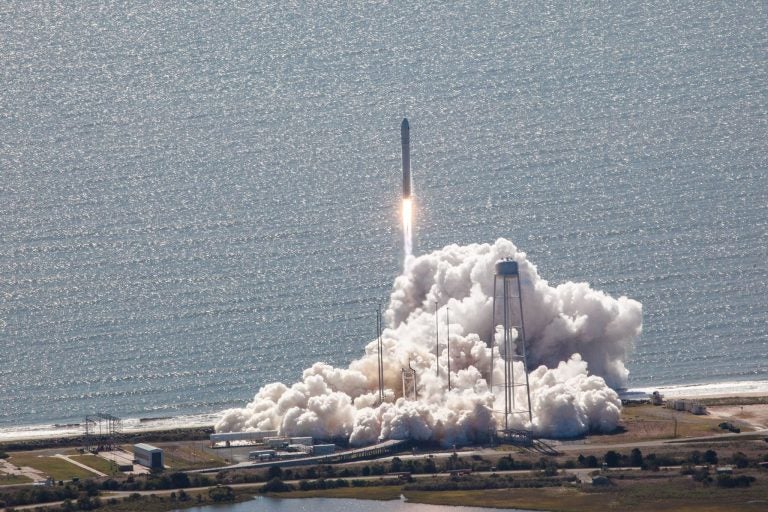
[1,380,767,444]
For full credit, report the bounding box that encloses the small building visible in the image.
[311,444,336,456]
[248,449,277,461]
[134,443,164,470]
[716,466,734,475]
[265,437,289,450]
[289,436,313,446]
[665,399,706,415]
[288,443,311,453]
[591,475,612,486]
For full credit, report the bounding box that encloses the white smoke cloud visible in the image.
[216,238,642,444]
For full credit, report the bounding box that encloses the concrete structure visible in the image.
[209,430,278,444]
[189,439,407,474]
[289,436,313,446]
[133,443,164,470]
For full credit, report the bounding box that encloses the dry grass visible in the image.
[586,404,728,445]
[155,443,227,470]
[403,474,768,512]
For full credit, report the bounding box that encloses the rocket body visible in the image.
[401,118,411,199]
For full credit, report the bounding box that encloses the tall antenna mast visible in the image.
[435,301,439,377]
[446,306,451,392]
[377,304,384,404]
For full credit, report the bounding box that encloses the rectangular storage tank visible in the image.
[248,449,276,460]
[133,443,164,469]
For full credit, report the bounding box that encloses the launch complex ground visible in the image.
[2,394,768,512]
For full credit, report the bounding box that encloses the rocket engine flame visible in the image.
[215,239,642,446]
[402,198,413,257]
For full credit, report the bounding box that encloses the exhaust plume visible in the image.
[216,238,642,445]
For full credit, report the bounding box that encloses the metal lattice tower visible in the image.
[491,259,533,436]
[401,360,417,401]
[83,413,122,452]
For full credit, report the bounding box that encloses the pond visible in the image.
[174,495,535,512]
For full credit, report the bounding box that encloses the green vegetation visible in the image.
[70,455,122,476]
[0,473,33,485]
[8,453,96,481]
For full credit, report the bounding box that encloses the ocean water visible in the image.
[1,1,766,432]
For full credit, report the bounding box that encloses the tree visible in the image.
[630,448,643,467]
[390,457,403,473]
[604,451,621,468]
[497,456,514,471]
[170,472,190,489]
[689,450,702,464]
[731,452,749,469]
[703,450,718,465]
[267,465,283,480]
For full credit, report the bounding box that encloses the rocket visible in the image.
[401,118,411,199]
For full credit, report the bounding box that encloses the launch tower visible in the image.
[491,259,533,442]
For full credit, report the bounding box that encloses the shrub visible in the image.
[209,485,236,502]
[259,478,293,494]
[716,474,755,488]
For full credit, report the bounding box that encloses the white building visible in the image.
[133,443,164,470]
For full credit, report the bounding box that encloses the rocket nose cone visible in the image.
[401,118,409,130]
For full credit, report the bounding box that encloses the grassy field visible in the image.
[0,473,33,485]
[70,454,123,476]
[8,452,96,481]
[584,404,733,445]
[272,474,768,512]
[126,443,227,471]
